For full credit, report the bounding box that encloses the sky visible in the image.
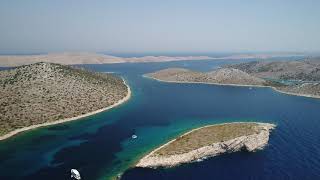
[0,0,319,54]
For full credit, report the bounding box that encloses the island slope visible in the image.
[0,62,131,140]
[136,122,275,168]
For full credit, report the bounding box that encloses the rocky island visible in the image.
[145,58,320,98]
[136,122,275,168]
[0,62,131,140]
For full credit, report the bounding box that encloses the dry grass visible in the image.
[155,123,262,156]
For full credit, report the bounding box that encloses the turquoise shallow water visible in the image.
[1,58,320,180]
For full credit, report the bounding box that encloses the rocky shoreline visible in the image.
[136,122,275,168]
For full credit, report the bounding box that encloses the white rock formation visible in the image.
[136,123,275,168]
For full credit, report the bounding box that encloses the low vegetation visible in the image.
[0,62,128,136]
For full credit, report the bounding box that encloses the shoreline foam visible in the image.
[0,78,131,141]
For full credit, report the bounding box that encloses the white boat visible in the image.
[132,134,137,139]
[71,169,81,180]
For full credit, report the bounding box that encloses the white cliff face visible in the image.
[136,123,275,168]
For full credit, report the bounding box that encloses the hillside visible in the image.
[0,62,129,138]
[145,68,266,86]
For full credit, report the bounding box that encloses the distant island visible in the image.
[0,52,303,67]
[136,122,275,168]
[0,62,131,140]
[144,58,320,98]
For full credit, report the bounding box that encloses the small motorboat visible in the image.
[132,134,137,139]
[71,169,81,180]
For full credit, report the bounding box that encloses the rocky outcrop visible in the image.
[136,123,275,168]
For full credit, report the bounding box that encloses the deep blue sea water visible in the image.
[1,58,320,180]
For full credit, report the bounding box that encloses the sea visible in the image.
[1,57,320,180]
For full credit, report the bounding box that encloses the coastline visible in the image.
[0,78,132,141]
[143,75,320,99]
[135,122,275,168]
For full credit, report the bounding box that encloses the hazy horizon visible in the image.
[1,0,320,54]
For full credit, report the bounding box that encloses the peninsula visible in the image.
[145,58,320,98]
[0,62,131,140]
[136,122,275,168]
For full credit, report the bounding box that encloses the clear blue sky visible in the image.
[0,0,319,54]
